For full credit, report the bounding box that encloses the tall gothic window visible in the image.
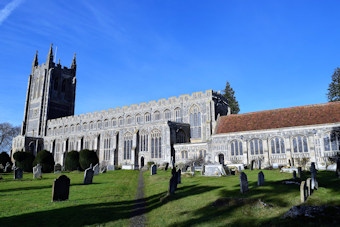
[324,131,340,152]
[83,122,87,131]
[136,114,142,124]
[39,77,44,96]
[181,151,188,159]
[77,124,81,132]
[151,130,161,158]
[293,136,309,153]
[231,140,243,156]
[139,130,148,152]
[145,113,151,122]
[124,133,133,160]
[164,109,171,121]
[190,105,201,139]
[271,137,285,154]
[175,108,182,122]
[104,138,111,161]
[97,120,102,129]
[250,139,263,155]
[154,111,160,121]
[199,150,206,158]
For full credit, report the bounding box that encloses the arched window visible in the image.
[175,108,182,122]
[118,117,124,126]
[139,130,148,152]
[77,124,81,132]
[250,139,263,155]
[127,115,132,125]
[164,109,171,121]
[64,125,68,133]
[190,105,201,139]
[324,131,340,152]
[48,128,52,136]
[270,137,285,154]
[97,120,102,129]
[231,140,243,156]
[124,133,133,160]
[90,121,94,130]
[104,119,109,128]
[111,118,117,127]
[145,113,151,122]
[71,124,75,133]
[181,151,188,159]
[292,136,309,153]
[136,114,142,124]
[176,130,186,143]
[83,122,87,131]
[104,137,111,161]
[151,130,161,158]
[62,79,66,92]
[154,111,160,121]
[199,150,206,158]
[54,77,58,90]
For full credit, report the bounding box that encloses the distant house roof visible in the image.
[216,101,340,134]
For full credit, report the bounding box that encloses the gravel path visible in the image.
[130,170,147,227]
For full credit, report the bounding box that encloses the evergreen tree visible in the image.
[223,81,240,114]
[327,67,340,102]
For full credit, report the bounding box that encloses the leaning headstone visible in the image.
[93,164,99,176]
[298,167,302,178]
[52,175,70,202]
[165,163,169,171]
[14,168,23,179]
[250,160,254,170]
[177,169,181,184]
[100,166,107,173]
[151,164,157,175]
[54,164,62,173]
[239,172,248,193]
[33,164,42,179]
[306,178,312,196]
[300,181,307,202]
[258,160,262,170]
[4,162,11,173]
[293,171,297,180]
[168,174,176,195]
[83,166,94,185]
[257,171,264,186]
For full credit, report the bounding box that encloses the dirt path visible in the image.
[130,170,147,227]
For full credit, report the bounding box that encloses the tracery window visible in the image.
[250,139,263,155]
[64,125,68,133]
[164,109,171,121]
[151,130,161,158]
[323,131,340,152]
[127,115,132,125]
[71,124,75,133]
[77,124,81,132]
[139,130,148,152]
[90,121,94,130]
[154,111,160,121]
[181,151,188,159]
[271,137,285,154]
[175,108,182,122]
[104,138,111,161]
[119,117,124,126]
[231,140,243,156]
[199,150,206,158]
[124,133,133,160]
[83,122,87,131]
[97,120,102,129]
[112,118,117,127]
[190,105,201,139]
[145,113,151,122]
[293,136,309,153]
[136,114,142,124]
[104,119,109,128]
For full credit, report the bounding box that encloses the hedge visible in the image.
[13,151,34,172]
[65,150,80,171]
[0,152,11,166]
[33,150,55,173]
[79,149,98,170]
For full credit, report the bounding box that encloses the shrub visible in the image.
[0,152,11,166]
[79,149,98,170]
[33,150,55,173]
[147,161,155,169]
[13,151,34,172]
[65,150,80,171]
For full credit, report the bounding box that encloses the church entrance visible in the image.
[218,154,224,165]
[141,157,144,168]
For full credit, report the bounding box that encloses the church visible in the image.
[12,45,340,170]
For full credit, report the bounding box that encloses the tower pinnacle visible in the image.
[47,43,54,67]
[71,52,76,71]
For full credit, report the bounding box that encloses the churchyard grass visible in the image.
[143,169,340,226]
[0,170,139,227]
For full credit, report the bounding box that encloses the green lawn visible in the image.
[0,169,339,226]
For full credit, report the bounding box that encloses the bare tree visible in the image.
[0,123,20,153]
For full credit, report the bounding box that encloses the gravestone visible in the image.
[168,174,176,195]
[258,160,262,170]
[310,163,317,190]
[4,162,11,173]
[33,164,42,179]
[100,166,107,173]
[250,160,255,170]
[201,165,205,175]
[151,164,157,175]
[93,164,99,176]
[306,178,312,196]
[107,165,115,171]
[171,167,176,176]
[174,171,179,190]
[203,164,226,176]
[300,181,307,202]
[14,168,23,179]
[257,171,264,186]
[165,163,169,171]
[239,172,248,193]
[298,167,302,178]
[190,166,195,172]
[83,166,94,185]
[54,164,62,173]
[293,171,297,180]
[177,169,181,184]
[52,175,70,202]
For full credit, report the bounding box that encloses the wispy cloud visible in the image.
[0,0,24,25]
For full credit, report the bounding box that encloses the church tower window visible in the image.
[139,130,148,152]
[190,105,201,139]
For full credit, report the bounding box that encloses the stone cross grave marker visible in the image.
[54,164,62,173]
[33,164,42,179]
[14,168,23,179]
[300,181,307,202]
[165,163,169,171]
[257,171,265,186]
[93,163,99,176]
[151,164,157,175]
[298,167,302,178]
[4,162,11,173]
[239,172,248,193]
[177,169,181,184]
[306,178,312,196]
[250,160,254,170]
[52,175,70,202]
[293,171,297,180]
[83,166,94,185]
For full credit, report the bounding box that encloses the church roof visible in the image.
[216,101,340,134]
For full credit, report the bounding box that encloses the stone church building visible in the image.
[12,46,340,169]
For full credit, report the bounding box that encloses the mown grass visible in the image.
[143,169,340,226]
[0,170,139,227]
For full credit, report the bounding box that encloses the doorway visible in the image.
[218,154,224,165]
[141,157,144,168]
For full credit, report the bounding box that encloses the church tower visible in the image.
[21,44,77,138]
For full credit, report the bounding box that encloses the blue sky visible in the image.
[0,0,339,126]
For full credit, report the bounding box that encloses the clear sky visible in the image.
[0,0,339,127]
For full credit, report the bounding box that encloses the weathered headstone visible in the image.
[165,163,169,171]
[14,168,23,179]
[239,172,248,193]
[54,164,62,173]
[258,160,262,170]
[257,171,264,186]
[310,162,317,190]
[306,178,312,196]
[52,175,70,202]
[151,164,157,175]
[177,169,181,184]
[4,162,11,173]
[168,175,176,195]
[93,163,99,176]
[190,166,195,173]
[33,164,42,179]
[300,181,307,202]
[201,165,205,176]
[298,167,302,178]
[250,160,255,170]
[83,166,94,185]
[293,171,297,179]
